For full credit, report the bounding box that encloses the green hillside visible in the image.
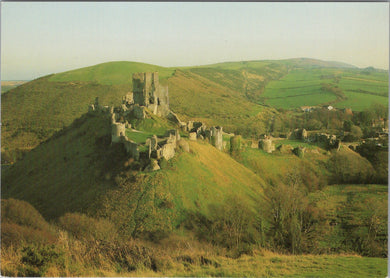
[2,59,388,165]
[1,60,280,163]
[2,112,264,221]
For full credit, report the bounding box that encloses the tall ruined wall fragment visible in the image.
[259,138,275,153]
[210,126,223,150]
[132,72,169,117]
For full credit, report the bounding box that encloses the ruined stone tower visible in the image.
[111,123,126,143]
[210,126,223,150]
[132,72,170,117]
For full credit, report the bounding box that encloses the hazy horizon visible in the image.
[1,2,389,80]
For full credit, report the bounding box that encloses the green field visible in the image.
[262,68,388,110]
[273,139,318,149]
[334,90,389,111]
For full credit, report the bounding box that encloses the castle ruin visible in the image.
[132,72,170,117]
[88,71,225,171]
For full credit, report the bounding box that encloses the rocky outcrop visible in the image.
[167,111,182,125]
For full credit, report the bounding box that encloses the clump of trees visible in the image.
[269,102,388,140]
[327,150,375,184]
[356,141,388,184]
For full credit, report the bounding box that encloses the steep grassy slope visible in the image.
[2,112,264,222]
[1,112,120,218]
[162,141,265,214]
[1,76,129,161]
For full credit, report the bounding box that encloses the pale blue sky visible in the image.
[1,2,389,80]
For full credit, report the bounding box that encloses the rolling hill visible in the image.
[1,58,388,164]
[1,111,265,222]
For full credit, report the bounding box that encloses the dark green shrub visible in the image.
[343,120,353,132]
[306,119,323,130]
[18,245,63,277]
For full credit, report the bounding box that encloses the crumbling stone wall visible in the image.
[259,138,275,153]
[122,93,134,106]
[166,129,180,142]
[290,128,307,140]
[123,138,140,161]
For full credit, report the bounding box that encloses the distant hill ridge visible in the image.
[48,58,358,85]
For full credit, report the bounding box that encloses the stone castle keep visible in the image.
[88,72,224,171]
[132,72,170,117]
